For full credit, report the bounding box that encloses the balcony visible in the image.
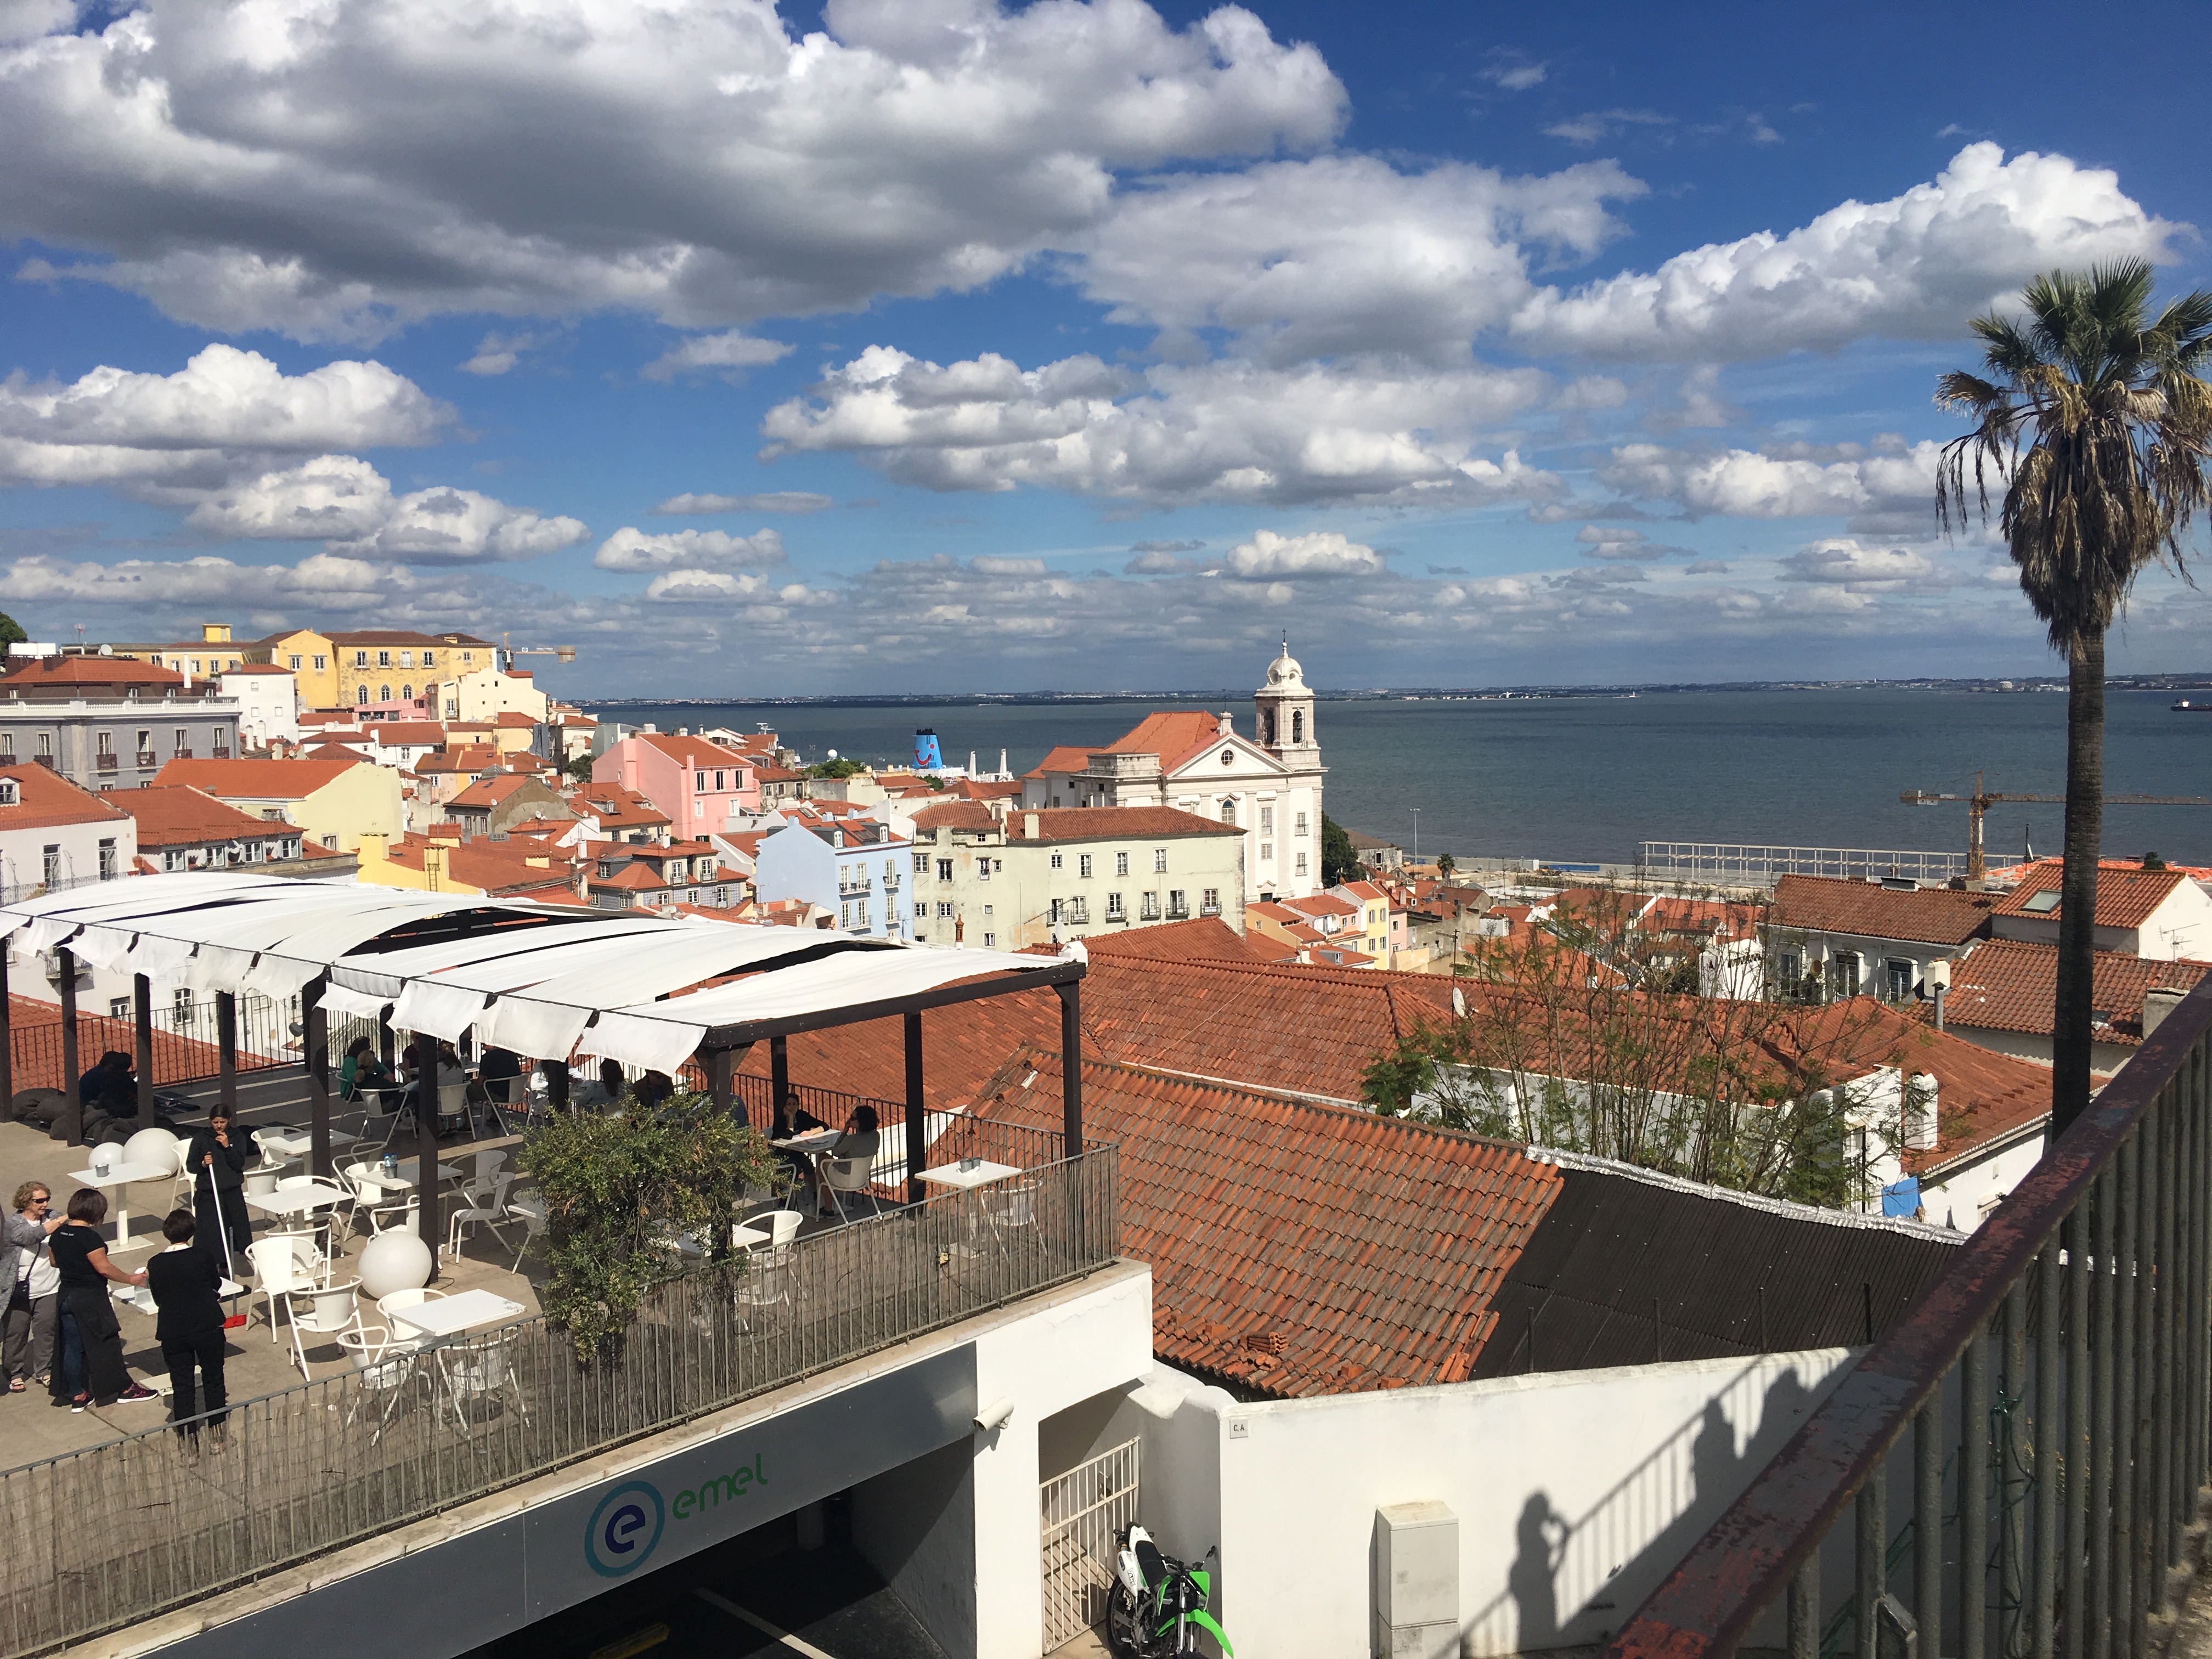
[172,748,194,761]
[211,744,232,760]
[32,755,54,770]
[94,752,119,772]
[1200,902,1221,916]
[1604,981,2212,1659]
[1166,902,1190,920]
[135,750,157,768]
[839,876,874,898]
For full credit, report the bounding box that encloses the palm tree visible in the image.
[1937,259,2212,1137]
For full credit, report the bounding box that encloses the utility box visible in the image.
[1374,1500,1459,1659]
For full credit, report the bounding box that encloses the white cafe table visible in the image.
[916,1160,1022,1192]
[255,1127,361,1160]
[771,1130,840,1153]
[242,1184,346,1220]
[388,1288,526,1342]
[358,1159,462,1191]
[113,1277,244,1317]
[66,1161,174,1253]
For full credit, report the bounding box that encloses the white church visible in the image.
[1019,644,1327,905]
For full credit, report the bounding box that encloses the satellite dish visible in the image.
[826,748,839,760]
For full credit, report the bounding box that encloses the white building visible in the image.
[1988,859,2212,960]
[1019,643,1325,906]
[218,662,300,749]
[441,663,550,724]
[752,812,912,940]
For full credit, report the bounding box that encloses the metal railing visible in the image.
[1604,980,2212,1659]
[9,993,301,1094]
[1640,841,1970,886]
[0,1141,1119,1656]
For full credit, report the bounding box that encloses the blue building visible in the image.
[753,812,912,939]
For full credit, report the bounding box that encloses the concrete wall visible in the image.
[1109,1348,1859,1659]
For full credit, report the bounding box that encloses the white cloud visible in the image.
[0,346,448,486]
[1481,61,1545,92]
[460,329,561,376]
[969,555,1048,575]
[1575,525,1667,561]
[1544,109,1672,146]
[1513,144,2182,361]
[642,569,780,603]
[179,455,588,564]
[0,550,438,608]
[1598,439,1940,532]
[760,346,1560,507]
[593,526,787,572]
[640,331,797,382]
[1,0,1343,341]
[1780,538,1939,589]
[651,490,836,515]
[1223,528,1381,577]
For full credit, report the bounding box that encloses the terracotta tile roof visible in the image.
[633,731,749,768]
[1309,945,1376,967]
[369,723,447,745]
[330,629,494,647]
[0,762,131,830]
[963,1049,1562,1396]
[380,833,578,895]
[1023,744,1096,780]
[578,785,670,825]
[910,802,994,832]
[449,775,534,809]
[1105,709,1233,775]
[755,765,805,783]
[126,785,290,847]
[155,757,359,798]
[1014,806,1242,841]
[2,656,184,688]
[303,742,364,763]
[1935,938,2212,1046]
[494,711,538,727]
[1771,874,1997,946]
[1989,860,2192,929]
[219,663,294,676]
[1083,917,1274,963]
[946,778,1022,801]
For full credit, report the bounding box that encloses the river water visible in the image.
[594,688,2212,867]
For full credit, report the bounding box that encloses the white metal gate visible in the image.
[1040,1436,1141,1651]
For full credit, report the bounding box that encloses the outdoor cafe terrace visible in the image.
[0,872,1118,1656]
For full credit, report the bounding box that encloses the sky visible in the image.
[2,0,2210,699]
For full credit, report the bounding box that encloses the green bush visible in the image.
[524,1092,782,1358]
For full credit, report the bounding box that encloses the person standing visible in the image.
[4,1183,62,1394]
[145,1210,228,1450]
[186,1110,253,1264]
[48,1188,156,1410]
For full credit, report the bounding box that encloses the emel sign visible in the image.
[585,1482,665,1578]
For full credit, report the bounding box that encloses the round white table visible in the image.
[66,1160,175,1254]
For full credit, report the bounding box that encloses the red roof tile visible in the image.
[0,763,131,831]
[2,656,183,687]
[962,1049,1562,1397]
[126,785,291,847]
[155,757,360,797]
[1770,874,1997,946]
[1989,860,2193,929]
[1934,938,2211,1046]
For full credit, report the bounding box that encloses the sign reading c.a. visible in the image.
[584,1481,665,1578]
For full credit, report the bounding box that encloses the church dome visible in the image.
[1262,642,1305,690]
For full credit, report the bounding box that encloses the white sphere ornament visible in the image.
[359,1229,435,1300]
[89,1143,118,1175]
[123,1127,181,1174]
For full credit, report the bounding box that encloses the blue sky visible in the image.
[2,0,2208,698]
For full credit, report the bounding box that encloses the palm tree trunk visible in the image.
[2050,632,2105,1138]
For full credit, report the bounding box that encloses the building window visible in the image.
[1295,812,1308,837]
[982,933,995,947]
[1261,842,1274,862]
[379,684,392,702]
[1168,889,1188,917]
[936,901,953,918]
[462,650,475,664]
[1260,806,1274,834]
[1885,958,1915,1000]
[1049,898,1065,925]
[855,900,869,930]
[313,654,328,672]
[40,843,59,885]
[1220,748,1233,765]
[173,728,189,753]
[36,732,50,757]
[715,770,726,791]
[840,902,851,930]
[696,770,708,792]
[110,998,130,1019]
[287,654,302,671]
[0,735,11,761]
[98,838,116,879]
[1292,710,1304,744]
[1220,799,1237,827]
[1069,896,1089,924]
[354,651,368,667]
[1114,850,1129,877]
[715,885,729,906]
[937,858,953,882]
[1079,853,1093,879]
[1829,953,1862,998]
[913,852,929,874]
[356,686,369,705]
[1295,853,1308,876]
[1202,887,1220,914]
[1141,891,1160,920]
[977,858,990,881]
[1153,847,1168,872]
[1105,892,1126,919]
[96,731,114,765]
[399,650,413,668]
[377,650,391,668]
[422,651,436,667]
[1050,851,1064,870]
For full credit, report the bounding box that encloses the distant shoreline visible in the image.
[584,672,2212,712]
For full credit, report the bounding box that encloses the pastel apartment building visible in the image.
[753,812,911,939]
[592,726,759,840]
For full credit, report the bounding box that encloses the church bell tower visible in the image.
[1254,639,1316,761]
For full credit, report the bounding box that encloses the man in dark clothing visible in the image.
[76,1052,133,1116]
[145,1210,228,1446]
[185,1110,252,1265]
[477,1045,522,1104]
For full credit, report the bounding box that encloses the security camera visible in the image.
[974,1397,1015,1434]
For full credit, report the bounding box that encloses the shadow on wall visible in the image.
[1487,1363,1816,1655]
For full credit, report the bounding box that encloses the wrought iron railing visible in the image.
[0,1141,1119,1656]
[1603,980,2212,1659]
[9,993,301,1094]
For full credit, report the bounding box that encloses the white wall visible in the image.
[1919,1126,2047,1233]
[1121,1348,1860,1658]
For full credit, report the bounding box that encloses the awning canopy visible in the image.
[0,873,1082,1075]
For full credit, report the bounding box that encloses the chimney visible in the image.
[1923,958,1951,1032]
[1024,812,1040,839]
[358,831,388,864]
[1217,711,1233,735]
[998,748,1008,777]
[2143,985,2187,1040]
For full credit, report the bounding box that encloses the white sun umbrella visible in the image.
[109,889,454,994]
[336,912,689,1001]
[24,881,376,968]
[478,926,908,1065]
[2,873,335,953]
[380,918,707,1044]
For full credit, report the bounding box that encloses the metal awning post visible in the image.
[132,972,154,1126]
[410,1030,442,1262]
[0,947,13,1114]
[215,991,238,1115]
[304,976,331,1178]
[708,1045,735,1117]
[1056,979,1083,1156]
[904,1011,924,1205]
[770,1034,789,1128]
[57,945,81,1147]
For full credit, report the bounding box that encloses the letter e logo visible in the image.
[585,1481,665,1578]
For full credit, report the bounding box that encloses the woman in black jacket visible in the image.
[185,1110,252,1265]
[145,1210,228,1447]
[48,1189,156,1410]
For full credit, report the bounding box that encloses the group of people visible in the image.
[339,1036,546,1132]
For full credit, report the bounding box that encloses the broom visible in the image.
[201,1156,249,1330]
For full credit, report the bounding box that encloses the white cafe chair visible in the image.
[982,1181,1040,1254]
[499,1190,547,1273]
[376,1287,448,1325]
[436,1338,527,1429]
[731,1209,803,1252]
[819,1158,883,1224]
[732,1244,795,1330]
[444,1172,516,1262]
[286,1278,364,1376]
[246,1237,323,1339]
[340,1324,425,1441]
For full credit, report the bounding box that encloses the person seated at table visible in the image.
[768,1093,828,1192]
[47,1189,156,1410]
[476,1045,522,1105]
[338,1036,393,1104]
[76,1051,134,1115]
[539,1058,571,1114]
[422,1042,470,1133]
[809,1105,881,1217]
[145,1210,228,1451]
[186,1109,253,1263]
[632,1070,675,1113]
[575,1059,628,1112]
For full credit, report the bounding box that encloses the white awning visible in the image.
[317,982,393,1023]
[572,1008,708,1076]
[331,914,684,1000]
[641,944,1052,1034]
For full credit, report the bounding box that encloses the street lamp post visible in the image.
[1412,808,1420,865]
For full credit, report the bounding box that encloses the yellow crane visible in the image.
[1901,771,2212,880]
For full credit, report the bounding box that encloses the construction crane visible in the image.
[1901,771,2212,880]
[499,634,578,671]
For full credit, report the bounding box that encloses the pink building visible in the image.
[591,727,759,841]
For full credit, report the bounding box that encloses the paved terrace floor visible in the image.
[0,1070,864,1470]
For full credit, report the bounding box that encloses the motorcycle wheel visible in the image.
[1105,1583,1144,1657]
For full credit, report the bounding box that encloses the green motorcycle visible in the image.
[1108,1526,1233,1657]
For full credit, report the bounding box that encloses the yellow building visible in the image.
[153,755,403,852]
[328,630,498,713]
[261,629,339,707]
[103,622,252,684]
